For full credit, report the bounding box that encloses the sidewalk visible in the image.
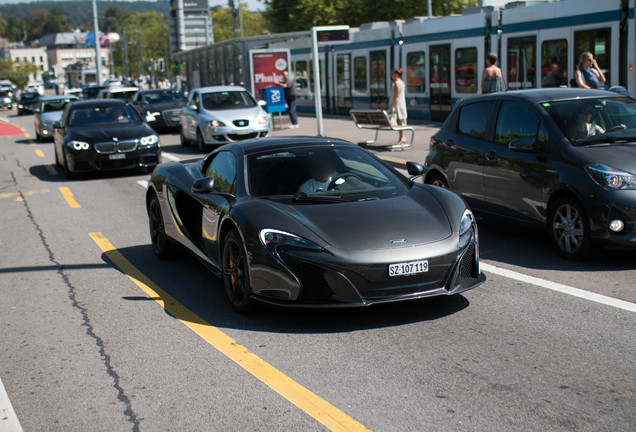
[269,112,440,167]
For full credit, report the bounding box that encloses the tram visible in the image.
[174,0,635,121]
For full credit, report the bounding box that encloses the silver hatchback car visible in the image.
[180,85,272,151]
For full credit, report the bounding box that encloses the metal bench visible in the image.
[350,109,414,150]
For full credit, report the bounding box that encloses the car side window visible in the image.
[206,151,237,195]
[495,101,539,145]
[188,92,199,109]
[457,101,492,139]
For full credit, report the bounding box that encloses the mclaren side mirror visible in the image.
[406,161,425,176]
[192,177,215,194]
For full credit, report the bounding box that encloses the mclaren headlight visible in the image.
[259,229,324,255]
[70,140,90,150]
[140,134,159,147]
[585,163,636,190]
[459,209,475,236]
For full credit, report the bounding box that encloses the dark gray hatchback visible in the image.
[424,88,636,259]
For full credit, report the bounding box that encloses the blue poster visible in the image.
[85,31,95,47]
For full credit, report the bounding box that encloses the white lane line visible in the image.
[481,262,636,313]
[137,180,148,189]
[162,152,181,161]
[0,376,23,432]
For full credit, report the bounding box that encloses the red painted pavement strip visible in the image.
[0,120,23,136]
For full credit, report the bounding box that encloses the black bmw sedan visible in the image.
[424,88,636,259]
[54,99,161,179]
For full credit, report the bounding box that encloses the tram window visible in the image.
[353,56,367,93]
[309,60,325,93]
[541,39,568,87]
[574,28,610,87]
[455,47,477,94]
[507,36,537,89]
[406,51,426,94]
[295,61,309,90]
[458,101,493,139]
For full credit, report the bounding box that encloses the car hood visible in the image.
[266,187,453,250]
[40,111,64,122]
[574,144,636,173]
[70,123,153,142]
[203,106,266,123]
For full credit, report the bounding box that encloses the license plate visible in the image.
[389,260,429,277]
[109,153,126,160]
[235,129,252,135]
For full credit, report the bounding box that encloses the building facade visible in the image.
[9,47,49,83]
[169,0,213,54]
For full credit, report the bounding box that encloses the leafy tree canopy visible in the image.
[0,59,39,89]
[262,0,477,33]
[211,3,266,42]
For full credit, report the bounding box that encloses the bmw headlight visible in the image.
[18,104,23,109]
[70,140,90,150]
[585,163,636,190]
[140,134,159,147]
[259,229,324,255]
[459,209,475,236]
[207,120,225,128]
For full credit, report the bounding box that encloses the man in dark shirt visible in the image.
[274,70,298,128]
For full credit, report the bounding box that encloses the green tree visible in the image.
[43,7,72,36]
[0,13,7,36]
[0,59,39,89]
[262,0,476,33]
[211,3,265,42]
[109,11,171,78]
[102,5,124,32]
[5,14,27,42]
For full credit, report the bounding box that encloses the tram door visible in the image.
[370,50,387,109]
[336,54,353,115]
[429,44,452,122]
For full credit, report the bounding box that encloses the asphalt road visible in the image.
[1,110,634,432]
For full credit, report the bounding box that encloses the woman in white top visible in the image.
[389,68,408,148]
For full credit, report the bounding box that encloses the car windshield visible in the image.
[248,146,409,202]
[21,92,39,101]
[543,96,636,145]
[201,91,256,110]
[144,90,185,103]
[42,99,74,112]
[110,90,137,100]
[68,105,141,126]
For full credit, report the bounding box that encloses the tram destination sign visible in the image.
[317,28,349,42]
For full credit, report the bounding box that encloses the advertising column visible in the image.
[249,49,290,99]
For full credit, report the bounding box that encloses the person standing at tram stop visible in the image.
[481,52,504,93]
[575,51,606,89]
[389,68,408,148]
[273,70,298,128]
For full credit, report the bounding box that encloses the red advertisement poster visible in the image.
[250,49,290,97]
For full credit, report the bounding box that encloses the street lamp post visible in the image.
[92,0,102,84]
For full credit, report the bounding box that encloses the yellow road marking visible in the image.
[89,232,371,432]
[20,127,26,132]
[35,149,45,157]
[44,163,58,176]
[0,189,50,201]
[59,186,80,208]
[24,132,31,138]
[30,141,36,146]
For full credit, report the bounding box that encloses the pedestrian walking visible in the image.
[274,70,298,128]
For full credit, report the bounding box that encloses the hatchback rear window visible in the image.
[458,101,492,138]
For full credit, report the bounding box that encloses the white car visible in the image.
[180,86,272,152]
[26,82,45,95]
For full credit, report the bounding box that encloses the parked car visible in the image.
[424,88,636,259]
[180,85,272,152]
[0,90,13,110]
[54,99,161,179]
[98,87,139,103]
[131,89,186,133]
[146,136,485,312]
[0,80,17,102]
[34,95,78,141]
[17,90,41,115]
